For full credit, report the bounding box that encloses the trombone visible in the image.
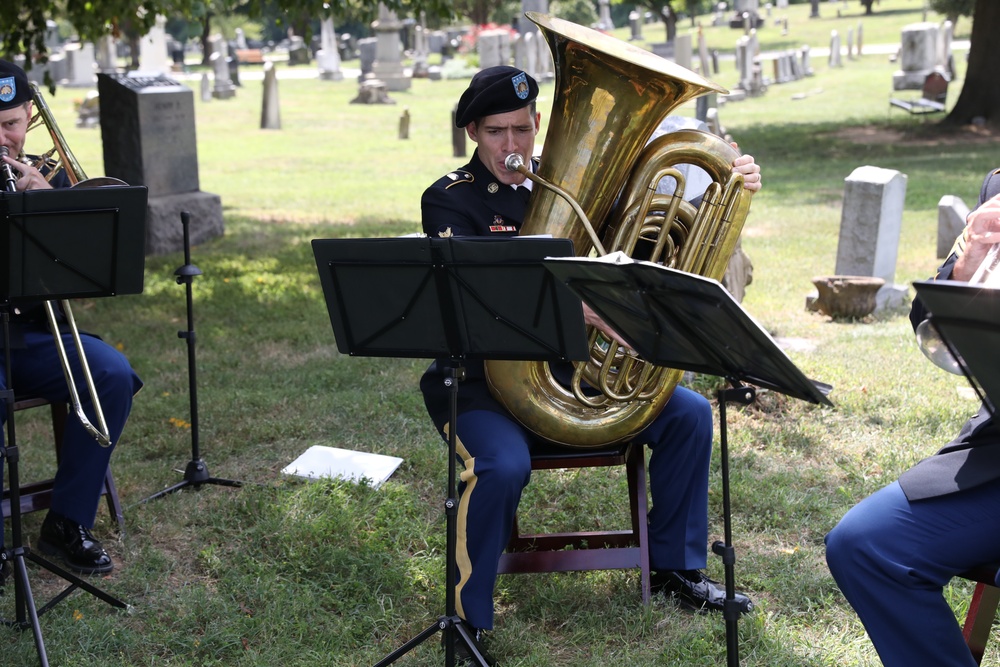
[0,82,122,447]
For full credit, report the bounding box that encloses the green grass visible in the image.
[3,1,998,664]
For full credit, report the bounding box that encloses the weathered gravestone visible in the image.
[893,22,943,90]
[63,43,96,87]
[97,72,224,255]
[261,62,281,129]
[371,5,410,92]
[478,29,511,69]
[937,195,969,259]
[833,166,909,311]
[318,17,344,81]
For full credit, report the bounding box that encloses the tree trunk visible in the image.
[659,8,676,43]
[945,0,1000,127]
[200,13,212,67]
[129,35,140,69]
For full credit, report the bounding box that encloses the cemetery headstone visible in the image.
[371,5,410,92]
[211,49,236,99]
[138,15,170,76]
[63,42,96,87]
[96,72,224,254]
[893,22,943,90]
[834,165,909,310]
[96,35,118,73]
[829,30,842,67]
[318,17,345,81]
[261,62,280,129]
[937,195,968,259]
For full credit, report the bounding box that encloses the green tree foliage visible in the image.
[551,0,599,27]
[611,0,703,43]
[929,0,975,27]
[0,0,454,63]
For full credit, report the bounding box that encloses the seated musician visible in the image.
[825,169,1000,667]
[419,65,762,659]
[0,59,142,578]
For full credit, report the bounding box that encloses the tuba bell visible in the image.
[483,13,753,448]
[2,83,126,446]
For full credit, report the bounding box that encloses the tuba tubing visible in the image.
[483,13,753,448]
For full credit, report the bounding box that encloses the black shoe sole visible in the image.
[37,539,114,575]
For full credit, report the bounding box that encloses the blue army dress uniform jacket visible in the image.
[421,149,538,239]
[899,168,1000,501]
[419,149,540,433]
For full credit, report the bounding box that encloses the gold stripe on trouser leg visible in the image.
[443,423,477,622]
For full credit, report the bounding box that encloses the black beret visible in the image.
[455,66,538,128]
[981,168,1000,205]
[0,59,32,111]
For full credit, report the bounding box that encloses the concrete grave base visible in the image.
[145,190,224,255]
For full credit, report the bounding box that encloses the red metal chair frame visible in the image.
[496,441,651,604]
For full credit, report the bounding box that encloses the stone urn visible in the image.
[811,275,885,319]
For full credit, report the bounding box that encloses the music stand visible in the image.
[543,255,833,667]
[139,211,242,503]
[912,280,1000,414]
[0,185,147,667]
[312,236,589,667]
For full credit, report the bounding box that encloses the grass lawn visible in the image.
[3,1,999,665]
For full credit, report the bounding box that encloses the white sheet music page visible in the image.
[281,445,403,489]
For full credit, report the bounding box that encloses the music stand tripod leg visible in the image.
[372,366,495,667]
[1,312,127,666]
[1,438,51,667]
[711,385,756,667]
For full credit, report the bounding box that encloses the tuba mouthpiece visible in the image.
[504,153,525,172]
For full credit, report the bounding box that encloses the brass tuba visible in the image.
[483,13,753,448]
[2,83,127,446]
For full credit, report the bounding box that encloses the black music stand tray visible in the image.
[543,255,833,667]
[0,185,147,667]
[912,280,1000,414]
[312,236,589,667]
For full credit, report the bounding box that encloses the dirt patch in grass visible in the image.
[829,122,1000,146]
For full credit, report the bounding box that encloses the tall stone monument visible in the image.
[835,166,908,310]
[318,16,344,81]
[371,4,410,92]
[261,62,281,129]
[138,15,170,75]
[97,72,224,255]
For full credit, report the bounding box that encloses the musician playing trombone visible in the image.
[420,65,762,659]
[0,59,142,579]
[825,169,1000,667]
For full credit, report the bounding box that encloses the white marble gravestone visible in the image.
[835,166,909,310]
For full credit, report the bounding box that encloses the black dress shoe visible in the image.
[652,569,754,615]
[37,513,113,574]
[441,620,492,665]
